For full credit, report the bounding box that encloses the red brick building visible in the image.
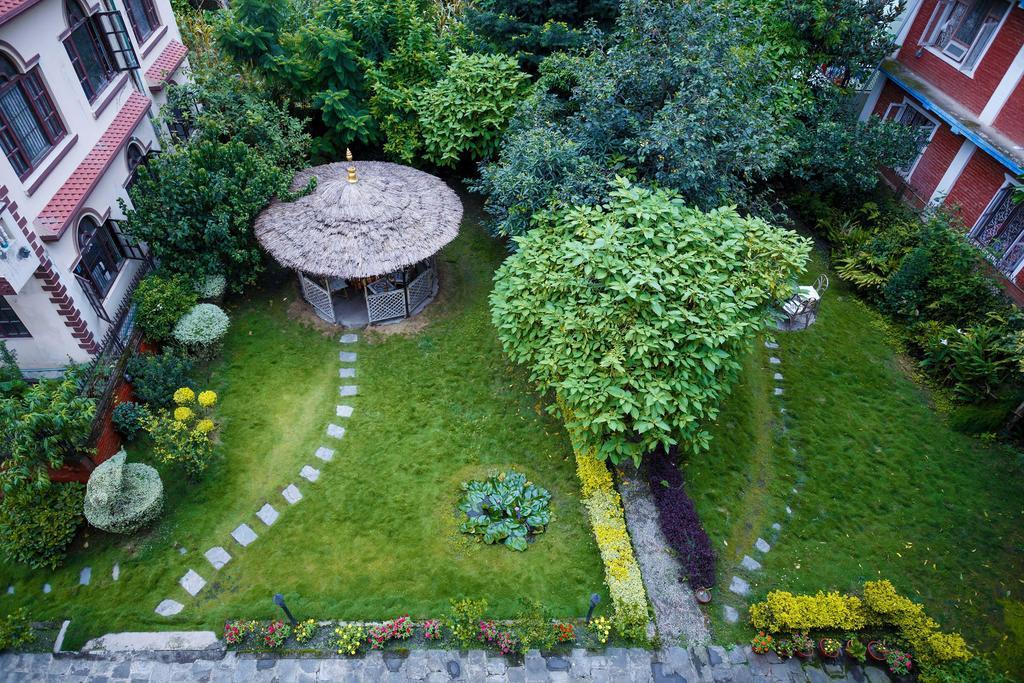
[861,0,1024,289]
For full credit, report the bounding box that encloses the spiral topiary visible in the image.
[83,449,164,534]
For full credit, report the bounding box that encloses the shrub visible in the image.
[293,619,317,643]
[919,322,1017,402]
[748,590,867,633]
[0,483,85,569]
[568,419,648,640]
[262,620,291,648]
[146,412,216,480]
[334,624,366,655]
[921,658,1012,683]
[862,580,971,667]
[133,273,198,343]
[174,406,194,422]
[112,401,148,440]
[510,600,557,653]
[196,274,227,300]
[458,471,551,551]
[127,352,193,409]
[83,450,164,534]
[198,390,217,408]
[0,608,33,651]
[589,616,611,644]
[647,452,716,588]
[174,387,196,405]
[367,616,414,649]
[173,304,230,359]
[446,598,488,649]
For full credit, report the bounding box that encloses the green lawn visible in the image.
[0,190,605,648]
[688,245,1024,674]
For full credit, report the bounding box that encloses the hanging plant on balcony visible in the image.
[458,471,551,551]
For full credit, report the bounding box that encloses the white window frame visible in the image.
[883,99,940,180]
[919,0,1013,78]
[970,174,1024,277]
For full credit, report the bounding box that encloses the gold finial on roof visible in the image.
[347,166,358,183]
[345,148,353,162]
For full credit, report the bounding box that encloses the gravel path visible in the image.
[618,466,713,647]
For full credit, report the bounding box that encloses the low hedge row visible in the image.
[647,452,716,588]
[750,580,970,669]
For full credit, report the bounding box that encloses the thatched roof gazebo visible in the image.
[255,155,463,325]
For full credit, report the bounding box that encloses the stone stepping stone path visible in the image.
[154,599,183,616]
[769,356,781,364]
[339,385,357,397]
[5,586,12,595]
[773,387,783,396]
[755,537,771,553]
[257,503,279,526]
[765,340,779,349]
[728,576,749,596]
[179,570,206,596]
[338,367,356,378]
[112,563,119,581]
[79,567,91,586]
[204,547,231,570]
[43,583,51,594]
[339,351,357,362]
[340,333,358,344]
[315,446,334,462]
[231,524,258,547]
[282,484,303,504]
[327,423,346,439]
[740,555,762,571]
[723,605,739,624]
[300,465,320,482]
[774,372,784,381]
[336,405,353,418]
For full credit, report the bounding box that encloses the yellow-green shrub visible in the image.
[862,580,970,666]
[748,590,867,633]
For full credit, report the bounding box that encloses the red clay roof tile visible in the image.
[145,40,188,91]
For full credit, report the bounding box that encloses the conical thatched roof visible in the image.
[254,161,463,279]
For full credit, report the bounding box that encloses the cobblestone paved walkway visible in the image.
[0,644,889,682]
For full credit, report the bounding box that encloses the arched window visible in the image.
[74,216,126,299]
[64,0,118,101]
[0,53,65,178]
[125,141,148,193]
[123,0,160,43]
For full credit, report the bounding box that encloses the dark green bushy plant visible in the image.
[0,483,85,569]
[920,321,1018,402]
[458,471,551,551]
[126,353,193,408]
[510,599,556,653]
[132,273,198,343]
[112,401,148,440]
[0,608,34,651]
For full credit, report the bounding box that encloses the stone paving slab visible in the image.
[340,334,358,344]
[282,484,303,504]
[42,583,51,594]
[79,566,91,585]
[204,547,232,570]
[755,537,771,553]
[769,357,781,364]
[327,423,346,439]
[339,367,356,378]
[154,599,183,616]
[339,385,358,397]
[112,563,120,581]
[231,524,258,547]
[180,569,207,596]
[339,351,357,362]
[729,575,750,595]
[336,404,354,418]
[300,465,320,482]
[315,446,335,462]
[257,503,279,526]
[740,555,762,571]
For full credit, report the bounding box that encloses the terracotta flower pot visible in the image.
[867,641,887,662]
[818,640,840,659]
[795,647,813,658]
[695,589,712,604]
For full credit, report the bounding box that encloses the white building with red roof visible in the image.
[0,0,188,371]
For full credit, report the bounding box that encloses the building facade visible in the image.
[0,0,188,373]
[861,0,1024,291]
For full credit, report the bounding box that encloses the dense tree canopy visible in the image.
[491,178,811,464]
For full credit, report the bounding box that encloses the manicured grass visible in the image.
[688,245,1024,674]
[0,190,605,647]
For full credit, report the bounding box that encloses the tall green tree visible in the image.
[491,178,811,464]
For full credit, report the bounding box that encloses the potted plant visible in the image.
[844,636,867,663]
[793,633,815,658]
[772,637,795,659]
[885,648,913,679]
[819,637,841,659]
[751,631,773,655]
[867,640,888,662]
[695,588,712,604]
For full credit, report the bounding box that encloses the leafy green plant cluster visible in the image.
[458,471,550,551]
[112,401,148,440]
[126,352,193,409]
[492,177,810,463]
[132,273,198,343]
[0,483,85,569]
[145,412,216,480]
[446,598,488,648]
[0,608,34,651]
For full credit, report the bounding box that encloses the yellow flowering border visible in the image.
[562,402,649,640]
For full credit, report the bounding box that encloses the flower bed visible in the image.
[646,452,716,588]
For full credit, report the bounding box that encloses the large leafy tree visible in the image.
[122,64,310,289]
[491,178,811,464]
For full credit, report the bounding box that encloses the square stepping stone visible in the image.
[340,333,358,344]
[336,405,353,418]
[339,385,357,397]
[231,523,258,547]
[282,484,303,505]
[723,605,739,624]
[771,522,782,531]
[773,372,783,381]
[773,387,784,396]
[180,570,206,596]
[300,465,320,482]
[155,599,184,616]
[728,576,750,595]
[79,566,91,586]
[257,503,280,526]
[6,586,12,595]
[204,547,232,570]
[786,506,793,515]
[769,357,781,365]
[765,341,779,349]
[339,351,357,363]
[112,563,120,581]
[339,367,356,378]
[43,583,52,594]
[740,555,762,572]
[327,424,346,439]
[315,446,335,462]
[755,537,771,553]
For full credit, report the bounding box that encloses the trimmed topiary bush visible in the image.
[112,401,148,440]
[0,483,85,569]
[173,304,230,359]
[83,450,163,534]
